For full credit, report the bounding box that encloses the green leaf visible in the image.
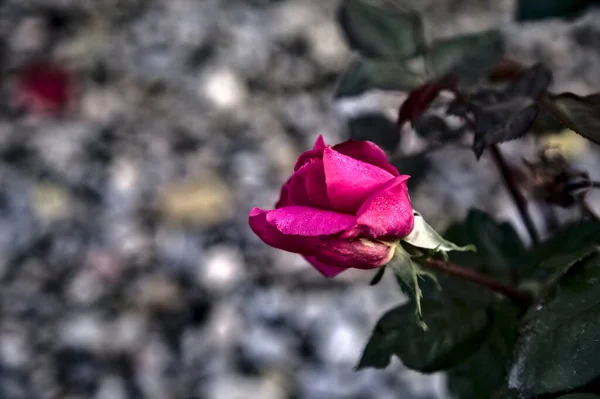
[369,266,386,286]
[516,0,596,22]
[403,211,476,255]
[334,57,425,98]
[424,30,505,82]
[448,302,520,399]
[526,220,600,277]
[464,209,527,273]
[337,0,426,60]
[539,246,597,270]
[348,113,400,151]
[413,114,465,142]
[357,299,491,372]
[538,92,600,145]
[554,395,600,399]
[508,254,600,396]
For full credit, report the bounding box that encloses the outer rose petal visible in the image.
[294,135,327,171]
[249,208,325,254]
[323,147,394,214]
[304,255,346,278]
[265,205,355,236]
[292,159,331,209]
[333,140,399,176]
[315,237,394,269]
[346,175,414,239]
[275,180,291,208]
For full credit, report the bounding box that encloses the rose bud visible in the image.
[249,135,414,277]
[16,61,72,115]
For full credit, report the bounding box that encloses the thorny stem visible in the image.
[457,110,540,245]
[489,145,540,245]
[423,258,533,306]
[566,180,600,192]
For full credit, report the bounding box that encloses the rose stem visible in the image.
[423,258,533,306]
[489,145,540,245]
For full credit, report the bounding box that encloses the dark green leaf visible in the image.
[539,247,597,270]
[369,266,386,286]
[424,30,505,82]
[530,220,600,266]
[448,302,520,399]
[508,254,600,395]
[337,0,426,60]
[524,220,600,280]
[516,0,598,22]
[348,113,400,151]
[538,92,600,145]
[334,58,424,98]
[505,63,553,99]
[464,210,527,274]
[554,394,600,399]
[473,102,538,159]
[357,300,491,372]
[531,105,569,134]
[413,115,465,142]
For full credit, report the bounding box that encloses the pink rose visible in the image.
[249,135,414,277]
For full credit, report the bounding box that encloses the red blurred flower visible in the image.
[17,61,72,114]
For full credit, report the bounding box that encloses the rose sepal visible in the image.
[402,211,476,259]
[386,211,476,330]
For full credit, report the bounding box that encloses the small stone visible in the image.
[201,68,247,110]
[136,338,174,399]
[315,320,363,366]
[307,22,349,70]
[66,268,104,306]
[108,312,148,353]
[158,176,233,226]
[81,88,128,123]
[95,376,127,399]
[31,183,72,223]
[206,374,287,399]
[0,330,30,368]
[199,245,244,292]
[11,17,48,53]
[135,276,183,314]
[60,313,107,352]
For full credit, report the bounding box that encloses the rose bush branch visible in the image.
[489,145,540,245]
[421,257,533,306]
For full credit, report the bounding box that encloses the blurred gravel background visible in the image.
[0,0,600,398]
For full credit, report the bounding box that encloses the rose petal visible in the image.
[304,255,346,278]
[347,175,414,239]
[315,237,394,269]
[249,208,326,254]
[275,179,292,208]
[286,170,312,207]
[333,140,399,176]
[323,147,394,214]
[277,159,330,210]
[292,159,331,209]
[265,205,355,236]
[294,135,327,171]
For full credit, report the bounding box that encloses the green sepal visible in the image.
[403,211,477,258]
[388,245,440,331]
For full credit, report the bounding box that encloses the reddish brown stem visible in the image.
[490,145,540,245]
[424,258,533,306]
